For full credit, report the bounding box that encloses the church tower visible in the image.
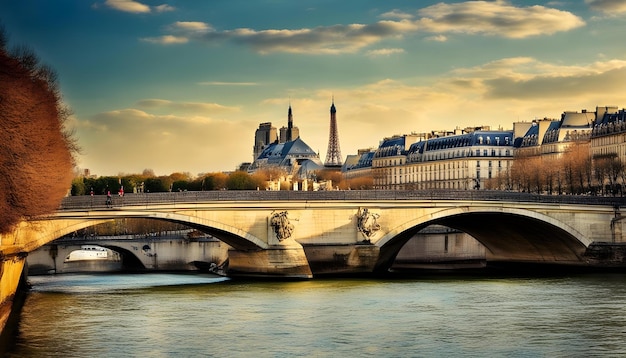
[280,104,299,143]
[324,98,343,167]
[287,104,293,141]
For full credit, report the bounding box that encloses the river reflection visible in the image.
[6,272,626,357]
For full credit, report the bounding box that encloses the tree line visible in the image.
[486,142,625,196]
[71,167,374,195]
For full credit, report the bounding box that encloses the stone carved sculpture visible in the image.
[270,211,294,241]
[356,207,380,242]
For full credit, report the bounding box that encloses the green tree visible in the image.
[226,171,255,190]
[145,177,170,192]
[71,177,86,196]
[172,180,189,192]
[200,172,228,190]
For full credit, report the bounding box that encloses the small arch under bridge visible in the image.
[3,190,626,278]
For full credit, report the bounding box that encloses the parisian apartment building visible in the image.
[342,105,626,191]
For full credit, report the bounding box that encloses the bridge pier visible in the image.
[302,244,380,276]
[227,244,382,278]
[227,246,313,278]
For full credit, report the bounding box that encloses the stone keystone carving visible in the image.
[356,207,380,242]
[270,211,294,242]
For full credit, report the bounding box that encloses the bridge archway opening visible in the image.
[44,214,266,252]
[95,245,146,271]
[377,210,589,273]
[109,213,266,250]
[33,216,261,273]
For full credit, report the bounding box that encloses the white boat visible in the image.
[64,245,117,262]
[62,245,122,273]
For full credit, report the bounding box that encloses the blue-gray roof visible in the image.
[256,137,317,162]
[344,151,375,171]
[408,130,513,154]
[249,136,323,174]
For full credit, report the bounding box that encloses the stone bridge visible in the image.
[3,190,626,333]
[4,190,626,278]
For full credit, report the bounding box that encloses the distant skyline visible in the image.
[2,0,626,176]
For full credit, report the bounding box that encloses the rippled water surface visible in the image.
[6,272,626,357]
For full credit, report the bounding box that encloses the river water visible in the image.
[5,272,626,357]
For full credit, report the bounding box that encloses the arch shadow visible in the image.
[375,207,590,272]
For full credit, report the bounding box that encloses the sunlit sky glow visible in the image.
[3,0,626,176]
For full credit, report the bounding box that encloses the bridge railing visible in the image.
[58,190,626,211]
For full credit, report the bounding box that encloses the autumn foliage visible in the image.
[0,35,75,233]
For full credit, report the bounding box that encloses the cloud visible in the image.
[443,57,626,100]
[143,1,584,54]
[140,35,188,44]
[586,0,626,13]
[103,0,174,14]
[425,34,447,42]
[212,21,418,55]
[144,19,414,54]
[366,48,405,57]
[170,21,212,32]
[154,4,175,13]
[478,59,626,100]
[140,22,211,45]
[104,0,149,13]
[416,0,585,38]
[134,99,240,114]
[380,9,414,20]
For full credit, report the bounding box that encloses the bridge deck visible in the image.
[60,190,626,210]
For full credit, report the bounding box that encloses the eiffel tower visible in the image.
[324,98,343,167]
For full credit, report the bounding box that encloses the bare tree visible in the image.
[0,34,76,233]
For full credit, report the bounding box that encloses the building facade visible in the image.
[514,108,599,161]
[371,129,514,190]
[591,107,626,160]
[343,148,375,180]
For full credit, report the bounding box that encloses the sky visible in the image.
[2,0,626,177]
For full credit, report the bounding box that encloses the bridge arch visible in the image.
[37,219,112,245]
[375,206,591,270]
[47,210,268,250]
[122,211,268,250]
